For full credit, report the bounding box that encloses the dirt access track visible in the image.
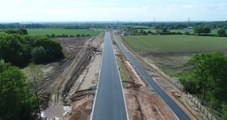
[37,36,101,109]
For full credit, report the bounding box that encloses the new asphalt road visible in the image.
[113,33,191,120]
[90,32,128,120]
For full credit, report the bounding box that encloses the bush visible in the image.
[31,46,46,64]
[0,33,65,67]
[179,77,198,93]
[3,29,28,35]
[194,27,211,35]
[217,29,226,37]
[0,34,31,67]
[184,32,190,35]
[33,37,65,63]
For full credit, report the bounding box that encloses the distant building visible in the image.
[185,27,193,30]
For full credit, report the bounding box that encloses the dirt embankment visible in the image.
[65,37,103,120]
[37,37,98,109]
[120,57,177,120]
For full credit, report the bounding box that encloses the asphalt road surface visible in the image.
[90,32,128,120]
[113,33,191,120]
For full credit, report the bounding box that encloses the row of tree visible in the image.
[1,21,227,29]
[0,32,65,67]
[2,29,28,35]
[125,27,227,37]
[193,27,227,37]
[180,52,227,119]
[124,28,184,36]
[47,33,91,38]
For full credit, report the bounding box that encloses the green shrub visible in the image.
[31,46,46,64]
[0,63,38,120]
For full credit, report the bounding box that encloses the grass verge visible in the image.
[117,57,130,81]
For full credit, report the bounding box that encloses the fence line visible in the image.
[139,56,217,120]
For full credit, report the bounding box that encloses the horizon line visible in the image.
[0,20,227,24]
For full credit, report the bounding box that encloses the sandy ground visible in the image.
[65,38,103,120]
[37,36,97,110]
[66,95,94,120]
[122,59,177,120]
[79,53,101,90]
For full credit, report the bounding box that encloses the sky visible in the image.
[0,0,227,22]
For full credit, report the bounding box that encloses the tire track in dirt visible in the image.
[38,37,97,108]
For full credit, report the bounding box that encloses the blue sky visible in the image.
[0,0,227,22]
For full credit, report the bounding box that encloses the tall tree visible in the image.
[0,63,38,120]
[189,52,227,105]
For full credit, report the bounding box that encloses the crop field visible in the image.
[27,28,99,36]
[123,35,227,53]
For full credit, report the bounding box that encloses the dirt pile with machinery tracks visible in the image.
[37,37,97,109]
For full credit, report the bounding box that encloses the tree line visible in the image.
[0,29,65,67]
[180,52,227,119]
[47,33,91,38]
[124,27,226,37]
[1,21,227,29]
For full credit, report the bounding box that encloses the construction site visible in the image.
[23,31,212,120]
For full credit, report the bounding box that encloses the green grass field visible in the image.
[28,28,99,36]
[123,35,227,53]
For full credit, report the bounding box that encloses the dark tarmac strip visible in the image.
[113,33,190,120]
[90,32,128,120]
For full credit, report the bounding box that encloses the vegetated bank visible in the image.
[123,34,227,119]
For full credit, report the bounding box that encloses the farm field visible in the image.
[123,35,227,78]
[123,35,227,53]
[27,28,99,36]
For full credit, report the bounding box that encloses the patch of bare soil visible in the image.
[37,37,97,109]
[122,58,177,120]
[65,95,94,120]
[64,38,103,120]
